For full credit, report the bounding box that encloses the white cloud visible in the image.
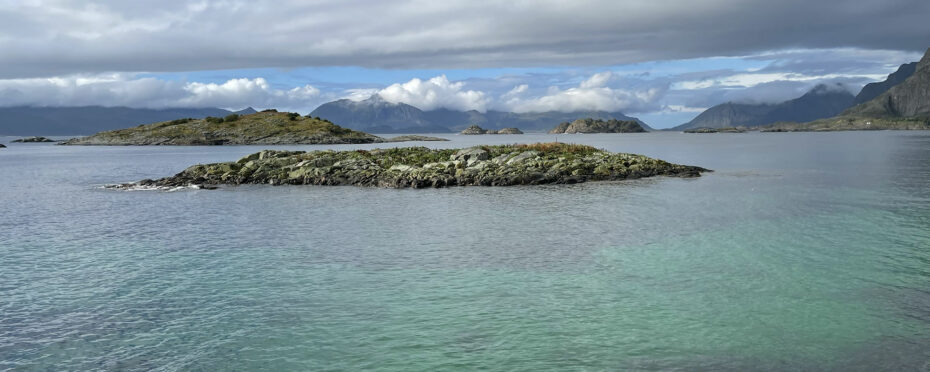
[673,72,888,90]
[663,105,708,113]
[0,75,322,111]
[500,72,666,113]
[344,88,380,102]
[501,84,529,99]
[376,75,488,111]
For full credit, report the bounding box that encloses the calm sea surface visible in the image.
[1,132,929,371]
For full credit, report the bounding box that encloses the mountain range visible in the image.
[0,106,257,136]
[309,95,652,133]
[674,60,923,130]
[673,84,856,130]
[841,49,930,118]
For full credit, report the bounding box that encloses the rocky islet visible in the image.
[112,143,709,190]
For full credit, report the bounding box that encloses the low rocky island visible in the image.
[760,117,930,132]
[380,135,449,142]
[548,118,646,134]
[684,127,746,133]
[111,143,708,190]
[60,111,447,145]
[460,125,524,134]
[0,144,5,148]
[12,136,57,142]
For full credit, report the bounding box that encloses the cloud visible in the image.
[0,75,322,111]
[181,78,320,108]
[0,0,928,77]
[500,72,667,113]
[375,75,488,111]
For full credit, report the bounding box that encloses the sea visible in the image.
[1,131,929,371]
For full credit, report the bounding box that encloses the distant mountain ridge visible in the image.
[0,106,243,136]
[757,47,930,131]
[842,47,930,118]
[852,62,918,105]
[673,84,855,130]
[310,95,652,133]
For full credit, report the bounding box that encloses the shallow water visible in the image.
[1,132,929,371]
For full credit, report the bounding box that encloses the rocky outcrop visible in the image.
[548,118,646,134]
[12,136,56,143]
[460,125,523,134]
[460,125,488,134]
[109,143,709,190]
[0,144,5,148]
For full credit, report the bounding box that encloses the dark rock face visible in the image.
[548,118,646,134]
[12,136,56,142]
[853,62,918,105]
[844,47,930,118]
[109,143,709,190]
[674,84,855,130]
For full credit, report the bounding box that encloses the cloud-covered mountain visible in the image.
[308,95,451,133]
[843,47,930,118]
[0,106,238,136]
[310,95,651,133]
[673,84,855,130]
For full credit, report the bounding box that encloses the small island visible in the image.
[0,144,5,148]
[460,125,524,134]
[12,136,57,142]
[760,117,930,132]
[60,111,447,145]
[110,143,708,190]
[548,118,646,134]
[683,127,746,133]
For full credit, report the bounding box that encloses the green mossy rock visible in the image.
[117,143,709,189]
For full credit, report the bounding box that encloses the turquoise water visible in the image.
[1,132,929,370]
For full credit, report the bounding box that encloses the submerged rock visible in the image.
[12,136,56,143]
[109,143,710,190]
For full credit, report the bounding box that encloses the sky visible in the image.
[0,0,928,128]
